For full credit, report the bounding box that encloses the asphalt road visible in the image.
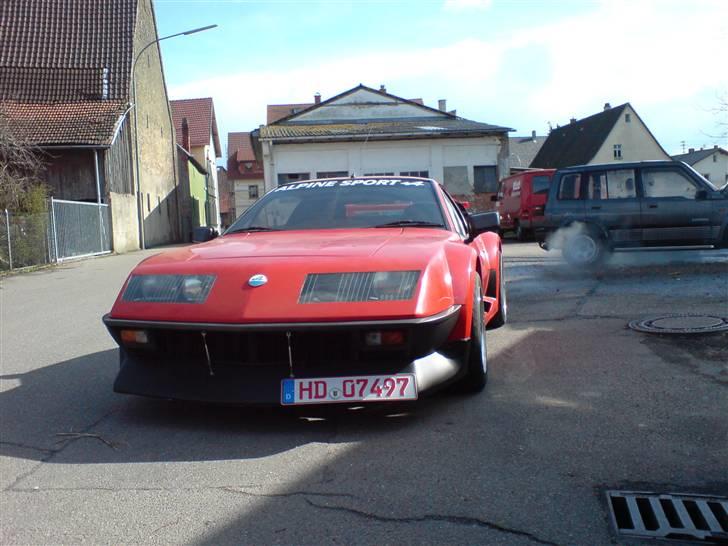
[1,242,727,545]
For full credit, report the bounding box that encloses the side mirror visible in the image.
[695,189,708,200]
[192,226,219,243]
[469,211,500,236]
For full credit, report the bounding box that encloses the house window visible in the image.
[613,144,622,159]
[147,193,151,212]
[625,113,631,123]
[714,154,717,163]
[473,165,498,193]
[443,166,470,194]
[400,170,429,178]
[316,171,348,179]
[277,173,310,185]
[363,172,394,176]
[702,173,711,181]
[248,185,259,199]
[158,196,162,215]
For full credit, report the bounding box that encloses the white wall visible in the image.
[591,105,670,164]
[234,179,264,217]
[692,151,728,188]
[262,136,502,192]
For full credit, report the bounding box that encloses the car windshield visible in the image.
[225,178,446,233]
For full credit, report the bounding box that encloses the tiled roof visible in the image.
[267,103,314,124]
[509,135,547,169]
[1,100,128,146]
[0,0,139,145]
[672,146,727,165]
[227,131,263,180]
[260,118,510,140]
[0,0,137,102]
[530,105,628,168]
[170,98,221,157]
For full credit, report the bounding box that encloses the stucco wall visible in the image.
[692,151,728,187]
[191,142,220,230]
[591,105,670,164]
[263,136,504,195]
[131,0,179,248]
[234,179,264,217]
[110,192,139,252]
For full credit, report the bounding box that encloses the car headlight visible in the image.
[299,271,420,303]
[122,274,216,303]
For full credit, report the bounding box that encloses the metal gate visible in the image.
[49,199,112,261]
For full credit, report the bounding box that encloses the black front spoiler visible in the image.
[113,347,465,405]
[105,306,465,405]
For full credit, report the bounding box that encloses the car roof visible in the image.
[556,160,684,173]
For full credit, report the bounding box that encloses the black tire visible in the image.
[489,253,507,329]
[562,227,608,267]
[453,276,488,393]
[515,222,527,242]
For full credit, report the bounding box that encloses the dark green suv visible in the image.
[537,161,728,266]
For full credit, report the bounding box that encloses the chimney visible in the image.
[715,144,719,149]
[181,117,190,151]
[379,84,386,93]
[603,102,611,111]
[531,130,536,139]
[438,99,447,112]
[314,92,321,104]
[688,147,695,153]
[570,117,576,124]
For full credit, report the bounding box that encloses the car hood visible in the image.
[109,228,460,323]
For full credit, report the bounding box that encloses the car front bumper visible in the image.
[103,306,463,405]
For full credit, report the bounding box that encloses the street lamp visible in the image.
[131,24,217,249]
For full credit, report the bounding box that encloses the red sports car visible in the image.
[103,177,506,405]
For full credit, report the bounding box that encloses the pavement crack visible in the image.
[221,486,355,500]
[0,441,57,455]
[304,499,561,546]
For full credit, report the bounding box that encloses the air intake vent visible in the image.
[299,271,420,303]
[607,490,728,542]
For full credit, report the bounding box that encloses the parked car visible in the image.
[495,169,555,240]
[536,161,728,266]
[103,176,507,406]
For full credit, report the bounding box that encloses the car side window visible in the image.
[558,173,582,200]
[586,169,636,199]
[531,175,551,195]
[641,169,699,199]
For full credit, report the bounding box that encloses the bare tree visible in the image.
[0,111,47,212]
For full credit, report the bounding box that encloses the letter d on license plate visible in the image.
[281,374,417,405]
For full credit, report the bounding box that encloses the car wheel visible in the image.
[562,228,607,267]
[515,222,527,241]
[453,276,488,393]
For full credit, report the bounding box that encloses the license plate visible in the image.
[281,374,417,405]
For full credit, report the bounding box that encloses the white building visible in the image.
[531,103,671,168]
[672,145,728,188]
[257,85,512,209]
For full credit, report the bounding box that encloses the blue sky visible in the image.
[155,0,728,157]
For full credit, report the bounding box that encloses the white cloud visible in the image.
[443,0,492,11]
[170,0,728,151]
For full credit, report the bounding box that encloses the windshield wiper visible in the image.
[374,220,445,228]
[226,226,280,234]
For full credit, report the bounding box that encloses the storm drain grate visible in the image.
[607,490,728,542]
[628,314,728,335]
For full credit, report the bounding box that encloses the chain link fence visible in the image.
[1,199,112,271]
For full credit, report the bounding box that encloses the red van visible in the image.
[495,169,555,240]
